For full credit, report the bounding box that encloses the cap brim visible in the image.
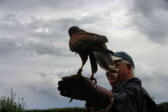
[112,56,123,61]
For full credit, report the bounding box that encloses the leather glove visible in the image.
[58,74,114,110]
[58,74,97,101]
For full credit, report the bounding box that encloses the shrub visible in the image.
[0,89,26,112]
[157,102,168,112]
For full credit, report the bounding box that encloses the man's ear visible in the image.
[127,64,131,70]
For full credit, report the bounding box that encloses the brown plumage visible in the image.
[68,26,113,80]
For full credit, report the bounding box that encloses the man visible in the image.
[58,51,158,112]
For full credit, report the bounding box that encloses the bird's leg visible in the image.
[77,53,88,76]
[77,64,84,75]
[89,53,98,83]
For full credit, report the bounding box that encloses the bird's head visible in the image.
[68,26,85,37]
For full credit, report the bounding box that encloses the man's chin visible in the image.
[109,79,117,85]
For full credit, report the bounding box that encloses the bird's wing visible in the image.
[69,33,108,52]
[89,52,98,75]
[86,32,108,44]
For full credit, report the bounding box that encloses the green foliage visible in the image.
[25,107,87,112]
[0,89,26,112]
[157,102,168,112]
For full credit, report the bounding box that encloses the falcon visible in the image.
[68,26,114,81]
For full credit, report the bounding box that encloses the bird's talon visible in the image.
[90,77,97,83]
[69,98,73,103]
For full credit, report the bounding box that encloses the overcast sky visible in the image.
[0,0,168,109]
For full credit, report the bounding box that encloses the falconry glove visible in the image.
[58,74,97,101]
[58,75,114,109]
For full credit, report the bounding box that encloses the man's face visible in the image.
[106,60,131,86]
[106,71,118,86]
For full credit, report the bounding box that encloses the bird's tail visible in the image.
[106,49,114,55]
[93,51,116,72]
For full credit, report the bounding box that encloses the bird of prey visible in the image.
[68,26,114,81]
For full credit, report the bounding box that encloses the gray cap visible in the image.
[112,51,135,68]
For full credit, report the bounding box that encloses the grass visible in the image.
[25,103,168,112]
[25,107,87,112]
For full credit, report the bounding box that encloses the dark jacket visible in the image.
[110,78,158,112]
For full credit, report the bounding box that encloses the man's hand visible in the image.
[58,74,97,101]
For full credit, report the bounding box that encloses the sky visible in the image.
[0,0,168,109]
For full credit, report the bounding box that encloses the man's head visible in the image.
[106,51,135,86]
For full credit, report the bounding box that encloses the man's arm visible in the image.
[86,94,114,112]
[85,84,114,111]
[110,78,144,112]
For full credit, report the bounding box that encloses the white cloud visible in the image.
[130,0,168,44]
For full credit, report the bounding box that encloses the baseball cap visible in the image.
[112,51,135,68]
